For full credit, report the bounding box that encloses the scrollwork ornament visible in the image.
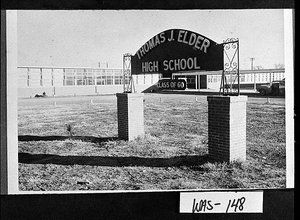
[221,38,240,95]
[223,38,239,50]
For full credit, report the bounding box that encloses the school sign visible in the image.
[131,29,224,78]
[120,29,246,163]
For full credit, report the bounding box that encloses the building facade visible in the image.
[17,66,285,98]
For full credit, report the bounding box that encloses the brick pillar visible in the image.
[116,93,144,141]
[207,95,248,162]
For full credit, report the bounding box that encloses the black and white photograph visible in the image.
[2,9,294,195]
[0,6,295,220]
[10,9,293,193]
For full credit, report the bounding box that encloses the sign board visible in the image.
[131,29,224,78]
[157,79,186,90]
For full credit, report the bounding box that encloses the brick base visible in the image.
[207,95,248,162]
[116,93,144,141]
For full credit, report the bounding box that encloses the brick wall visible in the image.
[207,95,247,162]
[116,93,144,141]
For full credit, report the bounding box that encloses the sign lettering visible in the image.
[136,29,212,60]
[157,79,186,90]
[131,29,223,78]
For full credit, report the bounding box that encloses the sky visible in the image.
[17,9,285,70]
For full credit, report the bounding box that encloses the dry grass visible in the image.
[18,94,286,191]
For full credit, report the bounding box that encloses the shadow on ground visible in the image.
[19,152,209,168]
[18,135,118,143]
[19,135,211,167]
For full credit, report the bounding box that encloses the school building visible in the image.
[17,66,285,98]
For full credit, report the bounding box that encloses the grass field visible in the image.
[18,94,286,191]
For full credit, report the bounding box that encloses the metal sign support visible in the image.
[123,53,135,93]
[219,38,240,95]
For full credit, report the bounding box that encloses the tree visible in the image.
[274,63,285,69]
[254,66,263,70]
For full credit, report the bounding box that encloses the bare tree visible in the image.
[254,66,264,70]
[274,63,285,69]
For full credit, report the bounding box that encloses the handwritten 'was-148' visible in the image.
[192,197,246,213]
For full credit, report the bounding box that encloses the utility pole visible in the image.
[250,58,256,90]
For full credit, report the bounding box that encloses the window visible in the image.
[17,68,28,87]
[214,76,218,82]
[240,75,245,82]
[41,69,52,87]
[113,70,123,85]
[114,76,122,85]
[18,67,159,87]
[208,76,212,83]
[95,69,105,85]
[65,69,75,86]
[27,68,41,87]
[75,69,85,85]
[53,69,64,86]
[106,70,114,85]
[86,69,95,85]
[144,74,152,84]
[187,77,195,84]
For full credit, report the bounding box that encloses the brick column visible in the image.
[207,95,248,162]
[116,93,144,141]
